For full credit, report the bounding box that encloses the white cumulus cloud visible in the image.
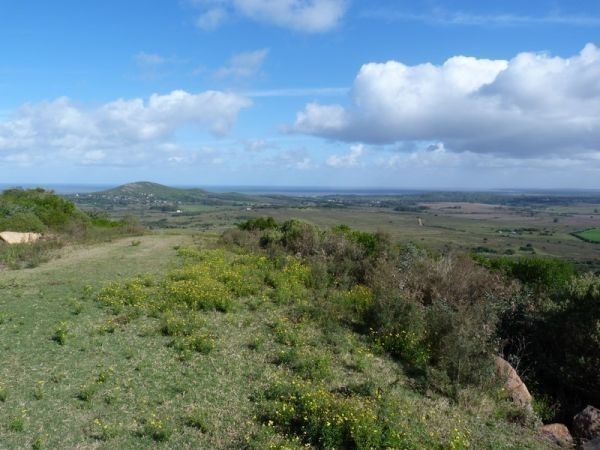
[326,144,364,168]
[294,44,600,158]
[0,90,251,166]
[192,0,347,33]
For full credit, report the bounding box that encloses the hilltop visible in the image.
[69,181,266,209]
[98,181,254,203]
[0,229,559,449]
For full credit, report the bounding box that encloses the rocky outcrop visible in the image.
[540,423,573,447]
[0,231,42,244]
[573,406,600,441]
[494,356,533,411]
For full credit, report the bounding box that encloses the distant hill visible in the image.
[69,181,272,208]
[100,182,212,202]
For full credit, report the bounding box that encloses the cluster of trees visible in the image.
[226,217,599,424]
[0,188,84,232]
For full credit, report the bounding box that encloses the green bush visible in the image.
[138,413,173,442]
[0,188,78,230]
[163,278,232,312]
[52,322,68,345]
[0,382,7,402]
[97,278,155,313]
[259,378,384,449]
[280,219,321,256]
[527,276,600,420]
[0,211,46,232]
[477,255,574,293]
[237,216,278,231]
[170,331,216,355]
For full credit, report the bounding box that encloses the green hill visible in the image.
[76,181,265,207]
[0,230,556,449]
[100,182,210,202]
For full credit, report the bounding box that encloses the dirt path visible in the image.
[0,233,194,286]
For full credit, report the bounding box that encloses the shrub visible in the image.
[347,255,513,393]
[97,278,155,312]
[275,348,332,381]
[8,414,25,432]
[170,331,216,355]
[265,258,310,304]
[371,327,430,369]
[330,285,374,324]
[0,211,46,233]
[259,378,384,449]
[138,413,174,442]
[237,216,278,231]
[52,322,68,345]
[70,299,83,315]
[528,276,600,420]
[477,255,574,294]
[183,408,209,432]
[271,317,303,347]
[163,278,232,312]
[0,188,77,230]
[32,436,45,450]
[77,383,97,403]
[88,418,119,441]
[0,382,7,402]
[33,381,45,400]
[279,219,321,256]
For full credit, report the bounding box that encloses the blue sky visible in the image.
[1,0,599,188]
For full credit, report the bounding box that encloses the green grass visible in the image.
[573,227,600,243]
[0,233,551,448]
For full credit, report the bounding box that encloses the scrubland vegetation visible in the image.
[0,188,142,269]
[1,186,598,448]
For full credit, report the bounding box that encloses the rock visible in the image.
[540,423,573,447]
[494,356,533,411]
[0,231,42,245]
[573,406,600,441]
[583,437,600,450]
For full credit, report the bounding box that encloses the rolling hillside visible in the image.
[69,182,265,208]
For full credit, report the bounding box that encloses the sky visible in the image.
[0,0,600,189]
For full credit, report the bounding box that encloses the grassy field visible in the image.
[132,203,600,269]
[573,228,600,243]
[0,232,551,449]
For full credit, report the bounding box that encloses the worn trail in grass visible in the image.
[0,234,196,448]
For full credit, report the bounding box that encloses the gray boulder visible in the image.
[573,406,600,441]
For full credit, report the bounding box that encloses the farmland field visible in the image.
[574,228,600,243]
[69,183,600,272]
